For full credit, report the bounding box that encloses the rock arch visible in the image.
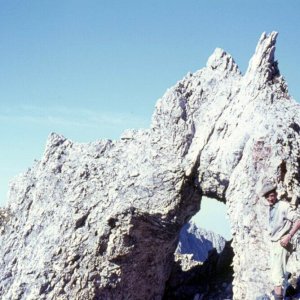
[1,32,300,300]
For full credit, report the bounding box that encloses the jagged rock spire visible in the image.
[245,31,280,84]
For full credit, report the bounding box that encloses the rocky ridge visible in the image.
[1,32,300,300]
[176,221,226,262]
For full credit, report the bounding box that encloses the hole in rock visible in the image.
[164,197,234,300]
[192,196,232,241]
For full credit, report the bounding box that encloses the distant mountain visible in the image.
[176,221,226,262]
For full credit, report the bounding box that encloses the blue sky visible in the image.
[0,1,299,238]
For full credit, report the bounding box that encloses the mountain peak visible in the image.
[206,48,240,74]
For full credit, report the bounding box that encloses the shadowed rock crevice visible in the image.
[163,240,234,300]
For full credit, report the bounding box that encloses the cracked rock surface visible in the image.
[1,31,300,300]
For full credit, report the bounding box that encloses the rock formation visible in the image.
[1,31,300,300]
[176,221,226,262]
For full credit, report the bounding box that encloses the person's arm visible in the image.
[280,219,300,247]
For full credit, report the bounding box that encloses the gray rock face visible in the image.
[1,31,300,300]
[176,221,226,262]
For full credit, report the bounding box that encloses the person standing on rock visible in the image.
[261,184,300,300]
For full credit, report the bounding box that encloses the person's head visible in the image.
[264,190,277,206]
[260,183,277,206]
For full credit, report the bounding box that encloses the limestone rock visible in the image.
[1,31,300,300]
